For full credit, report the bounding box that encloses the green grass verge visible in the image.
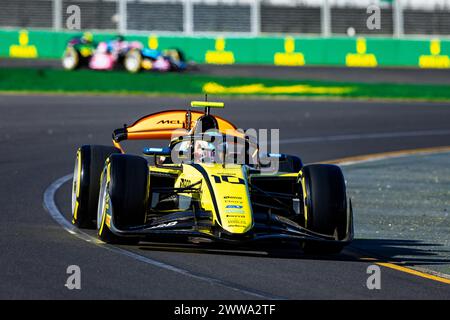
[2,68,450,102]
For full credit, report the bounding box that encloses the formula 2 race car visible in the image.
[62,34,189,72]
[71,101,353,253]
[61,33,97,71]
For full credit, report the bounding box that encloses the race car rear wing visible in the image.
[111,108,239,152]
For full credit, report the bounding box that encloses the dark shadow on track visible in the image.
[128,238,450,268]
[351,239,450,267]
[133,240,359,263]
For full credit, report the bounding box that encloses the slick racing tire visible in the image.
[160,48,187,71]
[72,145,121,229]
[300,164,347,254]
[97,154,149,244]
[164,49,185,63]
[164,49,184,70]
[124,49,142,73]
[62,46,80,70]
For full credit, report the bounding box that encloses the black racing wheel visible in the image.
[97,154,149,244]
[300,164,348,254]
[71,145,121,228]
[62,46,80,70]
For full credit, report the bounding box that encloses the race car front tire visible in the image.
[300,164,348,254]
[124,49,142,73]
[62,47,80,70]
[97,154,149,244]
[72,145,121,229]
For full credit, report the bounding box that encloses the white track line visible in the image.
[43,174,283,300]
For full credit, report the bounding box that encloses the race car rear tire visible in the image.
[124,49,142,73]
[300,164,347,254]
[97,154,149,244]
[72,145,121,229]
[164,49,185,71]
[62,46,80,70]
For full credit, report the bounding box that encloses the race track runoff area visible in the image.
[342,151,450,277]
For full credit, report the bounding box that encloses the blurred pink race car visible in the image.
[89,38,143,70]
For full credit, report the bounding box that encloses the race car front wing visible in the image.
[106,199,354,246]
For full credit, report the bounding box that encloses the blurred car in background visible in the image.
[62,33,191,73]
[61,32,96,71]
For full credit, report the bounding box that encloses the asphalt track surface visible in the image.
[1,94,450,299]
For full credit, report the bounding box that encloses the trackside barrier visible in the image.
[1,29,449,69]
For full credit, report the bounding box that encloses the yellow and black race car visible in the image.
[71,101,353,253]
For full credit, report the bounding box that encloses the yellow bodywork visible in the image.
[157,163,254,234]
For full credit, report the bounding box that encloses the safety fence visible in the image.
[1,29,450,68]
[1,0,450,37]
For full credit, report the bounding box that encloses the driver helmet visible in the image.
[193,115,219,135]
[81,32,93,44]
[194,140,216,163]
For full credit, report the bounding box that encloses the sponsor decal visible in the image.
[156,119,196,127]
[179,178,192,188]
[226,205,243,209]
[224,195,244,204]
[144,147,163,153]
[226,214,246,218]
[228,224,247,228]
[225,201,243,205]
[217,171,237,176]
[268,153,283,158]
[157,119,183,125]
[227,221,247,226]
[149,221,178,229]
[224,196,242,200]
[225,209,245,214]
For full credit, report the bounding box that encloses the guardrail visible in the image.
[1,29,449,69]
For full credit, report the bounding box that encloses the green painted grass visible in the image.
[1,68,450,102]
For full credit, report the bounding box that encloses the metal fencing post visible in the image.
[118,0,127,34]
[251,0,261,36]
[53,0,62,31]
[393,0,404,38]
[321,0,331,37]
[184,0,194,35]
